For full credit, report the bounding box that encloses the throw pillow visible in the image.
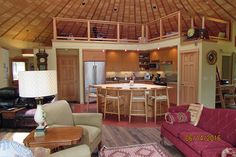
[221,148,236,157]
[165,112,191,124]
[187,103,203,126]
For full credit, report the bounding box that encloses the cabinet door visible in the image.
[122,52,139,71]
[106,52,122,71]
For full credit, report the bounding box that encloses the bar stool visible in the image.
[149,87,170,123]
[129,87,149,123]
[104,87,124,121]
[87,85,104,112]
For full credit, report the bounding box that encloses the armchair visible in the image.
[43,100,102,153]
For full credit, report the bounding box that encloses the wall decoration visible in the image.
[207,50,217,65]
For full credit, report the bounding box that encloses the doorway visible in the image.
[56,49,80,102]
[180,50,199,104]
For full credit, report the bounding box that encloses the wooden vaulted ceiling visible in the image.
[0,0,236,45]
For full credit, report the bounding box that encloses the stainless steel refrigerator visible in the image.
[84,61,105,103]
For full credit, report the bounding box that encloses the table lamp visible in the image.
[18,70,57,136]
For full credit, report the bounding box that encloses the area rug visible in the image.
[99,143,172,157]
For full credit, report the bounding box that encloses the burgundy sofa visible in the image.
[161,105,236,157]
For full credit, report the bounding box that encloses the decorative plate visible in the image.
[0,140,34,157]
[187,28,195,38]
[207,50,217,65]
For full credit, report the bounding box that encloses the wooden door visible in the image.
[180,50,199,104]
[57,53,79,102]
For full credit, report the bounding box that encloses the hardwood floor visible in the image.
[101,125,184,157]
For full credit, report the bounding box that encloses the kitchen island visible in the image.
[94,83,170,118]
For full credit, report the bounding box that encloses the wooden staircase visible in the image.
[215,66,225,108]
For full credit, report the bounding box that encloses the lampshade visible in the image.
[18,70,57,98]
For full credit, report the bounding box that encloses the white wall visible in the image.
[0,47,9,88]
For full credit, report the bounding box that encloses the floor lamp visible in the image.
[18,70,57,136]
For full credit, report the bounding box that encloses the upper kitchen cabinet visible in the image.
[150,47,177,71]
[83,50,106,61]
[106,50,139,72]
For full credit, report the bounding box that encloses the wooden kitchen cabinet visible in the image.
[83,50,106,61]
[106,51,139,71]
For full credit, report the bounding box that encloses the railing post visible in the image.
[141,24,145,38]
[202,16,205,29]
[87,20,90,41]
[117,23,120,42]
[178,12,182,37]
[145,24,149,40]
[191,17,194,28]
[53,17,57,40]
[160,18,163,39]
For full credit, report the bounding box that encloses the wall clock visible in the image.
[207,50,217,65]
[187,28,199,39]
[36,49,48,70]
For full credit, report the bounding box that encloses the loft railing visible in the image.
[52,11,231,43]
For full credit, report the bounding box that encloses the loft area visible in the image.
[54,11,231,43]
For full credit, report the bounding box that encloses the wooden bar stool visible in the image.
[87,85,104,112]
[129,87,149,123]
[104,87,124,121]
[149,87,170,123]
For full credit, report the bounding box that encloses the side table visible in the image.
[1,107,25,128]
[24,126,83,152]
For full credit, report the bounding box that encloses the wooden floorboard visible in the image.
[101,125,184,157]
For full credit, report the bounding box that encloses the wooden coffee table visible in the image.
[23,126,83,151]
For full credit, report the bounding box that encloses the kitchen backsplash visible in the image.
[106,71,172,79]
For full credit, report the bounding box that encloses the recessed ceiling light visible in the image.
[113,7,118,12]
[125,49,127,52]
[81,1,86,5]
[157,47,160,50]
[152,5,157,9]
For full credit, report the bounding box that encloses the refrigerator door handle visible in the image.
[94,65,97,84]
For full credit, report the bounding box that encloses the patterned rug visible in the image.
[99,143,172,157]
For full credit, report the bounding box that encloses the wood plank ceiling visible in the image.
[0,0,235,45]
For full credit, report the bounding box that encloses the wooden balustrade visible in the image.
[53,11,231,43]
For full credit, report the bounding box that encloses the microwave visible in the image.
[149,62,160,70]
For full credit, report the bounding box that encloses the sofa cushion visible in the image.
[43,100,74,126]
[162,122,203,137]
[77,125,101,144]
[179,131,232,155]
[197,107,236,146]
